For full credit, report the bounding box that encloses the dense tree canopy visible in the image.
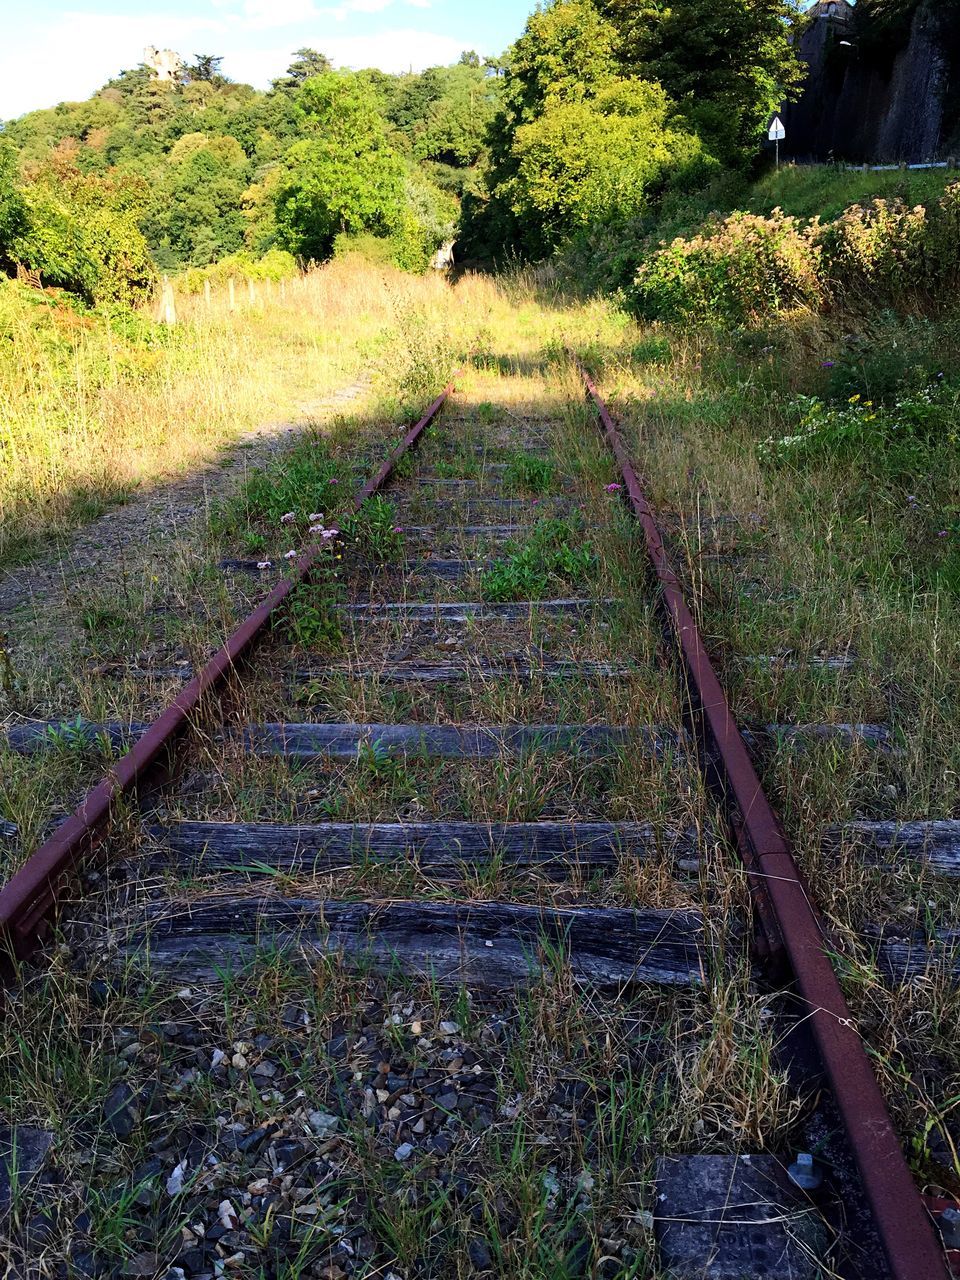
[510,80,711,255]
[464,0,805,261]
[274,72,407,259]
[0,44,496,291]
[0,4,810,296]
[599,0,806,165]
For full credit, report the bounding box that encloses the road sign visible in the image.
[769,115,786,141]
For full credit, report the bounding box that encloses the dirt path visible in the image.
[0,380,369,623]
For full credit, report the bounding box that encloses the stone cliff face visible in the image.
[785,0,953,162]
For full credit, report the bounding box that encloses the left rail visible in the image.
[0,377,458,964]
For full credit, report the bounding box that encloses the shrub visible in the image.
[758,382,960,471]
[633,209,822,326]
[633,180,960,329]
[9,171,154,306]
[818,199,928,312]
[175,249,299,294]
[482,514,596,601]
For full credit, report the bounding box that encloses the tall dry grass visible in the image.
[0,259,487,566]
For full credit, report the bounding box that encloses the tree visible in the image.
[274,72,405,259]
[390,63,498,169]
[271,48,333,93]
[144,133,249,266]
[598,0,806,164]
[509,79,710,255]
[0,141,28,265]
[188,55,227,84]
[463,0,623,257]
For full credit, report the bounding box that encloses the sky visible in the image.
[0,0,532,121]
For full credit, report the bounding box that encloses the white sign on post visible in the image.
[768,115,786,141]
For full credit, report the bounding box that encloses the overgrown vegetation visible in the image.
[0,48,497,295]
[0,259,463,566]
[482,515,597,601]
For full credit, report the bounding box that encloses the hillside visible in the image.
[0,50,500,300]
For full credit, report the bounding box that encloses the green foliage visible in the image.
[482,514,597,601]
[633,209,822,327]
[502,451,557,494]
[465,0,623,257]
[4,46,489,288]
[759,382,960,473]
[284,585,343,652]
[509,78,712,254]
[271,48,333,93]
[388,62,499,176]
[274,72,406,260]
[599,0,806,166]
[176,248,297,294]
[500,0,620,125]
[0,142,28,262]
[744,163,954,223]
[210,432,342,535]
[466,0,805,264]
[634,180,960,328]
[144,131,250,268]
[10,168,154,305]
[339,497,405,562]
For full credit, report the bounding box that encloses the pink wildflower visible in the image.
[605,483,622,493]
[322,528,338,540]
[280,511,296,524]
[308,513,324,522]
[284,549,297,560]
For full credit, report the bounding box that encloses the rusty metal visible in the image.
[924,1197,960,1276]
[572,351,948,1280]
[0,377,458,962]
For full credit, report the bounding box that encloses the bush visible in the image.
[13,181,154,307]
[818,199,928,313]
[175,249,299,294]
[632,180,960,329]
[633,209,822,326]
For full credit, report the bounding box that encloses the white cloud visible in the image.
[0,10,224,119]
[0,2,470,121]
[241,0,320,28]
[227,0,434,30]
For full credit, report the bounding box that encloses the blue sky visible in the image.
[0,0,530,121]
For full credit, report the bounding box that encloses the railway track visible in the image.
[0,354,956,1278]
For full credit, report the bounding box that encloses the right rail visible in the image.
[572,350,950,1280]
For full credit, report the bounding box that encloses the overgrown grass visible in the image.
[590,305,960,1190]
[0,259,464,567]
[4,245,958,1270]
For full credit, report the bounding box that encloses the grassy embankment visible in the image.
[0,259,460,567]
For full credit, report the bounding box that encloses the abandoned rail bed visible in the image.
[0,355,956,1279]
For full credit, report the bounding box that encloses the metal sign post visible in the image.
[769,115,786,169]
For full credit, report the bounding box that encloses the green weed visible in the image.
[340,496,405,563]
[503,450,557,495]
[283,585,343,652]
[482,515,596,602]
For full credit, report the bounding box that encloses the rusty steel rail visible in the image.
[0,377,458,964]
[571,351,949,1280]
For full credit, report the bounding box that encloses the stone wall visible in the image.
[784,0,951,163]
